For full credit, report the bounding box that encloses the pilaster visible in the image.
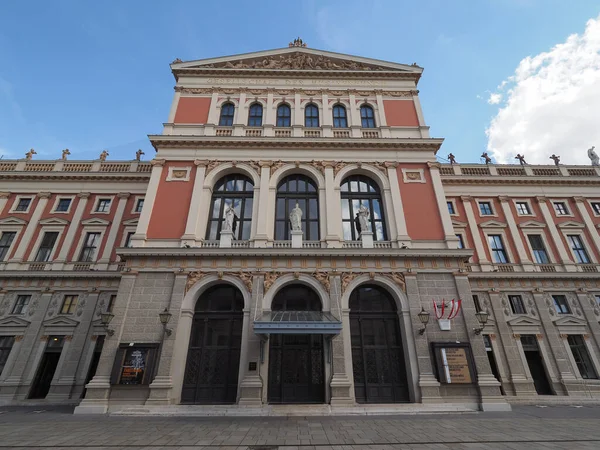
[55,192,90,266]
[132,159,165,245]
[385,163,411,245]
[98,193,129,264]
[574,197,600,254]
[0,192,10,215]
[454,275,510,411]
[329,275,354,405]
[461,196,490,268]
[254,162,272,247]
[182,161,207,244]
[428,163,460,249]
[10,192,51,262]
[536,197,575,271]
[323,163,343,247]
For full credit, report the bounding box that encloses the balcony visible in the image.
[304,129,321,138]
[245,128,262,137]
[333,129,351,138]
[578,264,599,273]
[215,127,233,137]
[535,264,559,273]
[274,129,292,138]
[27,262,48,271]
[361,129,380,139]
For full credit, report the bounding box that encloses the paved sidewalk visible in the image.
[1,405,600,449]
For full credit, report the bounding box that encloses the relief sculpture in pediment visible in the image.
[203,53,386,71]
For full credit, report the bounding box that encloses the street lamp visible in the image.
[417,307,430,335]
[159,308,173,336]
[100,311,115,336]
[473,309,489,335]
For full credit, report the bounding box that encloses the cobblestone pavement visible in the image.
[1,405,600,449]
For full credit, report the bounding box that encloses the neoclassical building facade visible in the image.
[1,44,599,413]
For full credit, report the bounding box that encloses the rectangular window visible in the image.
[60,295,78,315]
[456,234,465,249]
[472,294,482,313]
[488,234,509,263]
[508,295,526,314]
[55,198,71,212]
[528,234,550,264]
[78,232,101,262]
[134,199,144,213]
[124,232,134,248]
[107,294,117,313]
[34,232,59,262]
[553,202,569,215]
[15,198,31,212]
[596,295,600,308]
[95,199,111,212]
[0,336,15,377]
[516,202,531,215]
[479,201,493,215]
[447,201,455,215]
[567,335,597,379]
[567,235,590,264]
[552,295,571,314]
[11,295,31,315]
[0,232,16,261]
[591,202,600,215]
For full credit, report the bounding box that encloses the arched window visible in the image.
[360,104,376,128]
[206,174,254,241]
[219,102,235,126]
[333,104,348,128]
[304,103,319,127]
[341,175,387,241]
[276,104,291,127]
[248,103,263,127]
[275,174,319,241]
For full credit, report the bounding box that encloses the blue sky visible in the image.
[1,1,599,164]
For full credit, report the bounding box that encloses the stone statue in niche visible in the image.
[289,202,303,231]
[222,203,237,234]
[588,146,599,166]
[355,204,370,234]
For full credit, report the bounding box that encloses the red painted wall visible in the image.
[398,165,444,240]
[173,97,211,124]
[383,100,419,126]
[147,162,196,239]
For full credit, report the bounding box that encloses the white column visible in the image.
[375,91,387,126]
[498,196,533,270]
[386,163,410,244]
[574,197,600,252]
[98,193,130,264]
[166,90,181,123]
[321,93,331,126]
[206,92,219,125]
[254,162,271,247]
[536,197,575,270]
[293,92,302,126]
[56,193,90,264]
[348,91,361,138]
[132,159,165,246]
[428,163,460,248]
[182,162,207,244]
[461,195,490,267]
[324,164,342,247]
[0,192,10,215]
[264,90,275,136]
[10,192,51,262]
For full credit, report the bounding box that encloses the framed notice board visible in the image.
[110,343,159,385]
[431,342,477,384]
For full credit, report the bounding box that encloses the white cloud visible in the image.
[486,15,600,165]
[487,93,502,105]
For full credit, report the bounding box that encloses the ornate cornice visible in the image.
[442,179,600,187]
[0,192,11,199]
[150,136,443,152]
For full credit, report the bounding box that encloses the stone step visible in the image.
[111,403,478,416]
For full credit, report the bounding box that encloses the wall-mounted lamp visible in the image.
[473,309,489,335]
[417,307,430,335]
[159,308,173,336]
[100,311,115,336]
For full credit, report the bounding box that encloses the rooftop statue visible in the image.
[448,153,457,165]
[549,154,560,166]
[515,154,527,165]
[588,146,599,166]
[99,150,109,162]
[25,148,37,160]
[136,149,145,161]
[61,149,71,161]
[481,152,492,164]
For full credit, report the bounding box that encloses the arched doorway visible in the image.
[181,285,243,404]
[267,285,325,403]
[349,284,409,403]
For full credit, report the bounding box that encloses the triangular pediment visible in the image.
[554,316,587,326]
[122,218,139,226]
[39,217,70,226]
[173,47,421,73]
[81,218,110,226]
[42,316,79,327]
[518,220,546,228]
[0,216,27,226]
[479,220,507,228]
[507,316,541,326]
[557,221,585,229]
[0,316,31,327]
[452,219,468,228]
